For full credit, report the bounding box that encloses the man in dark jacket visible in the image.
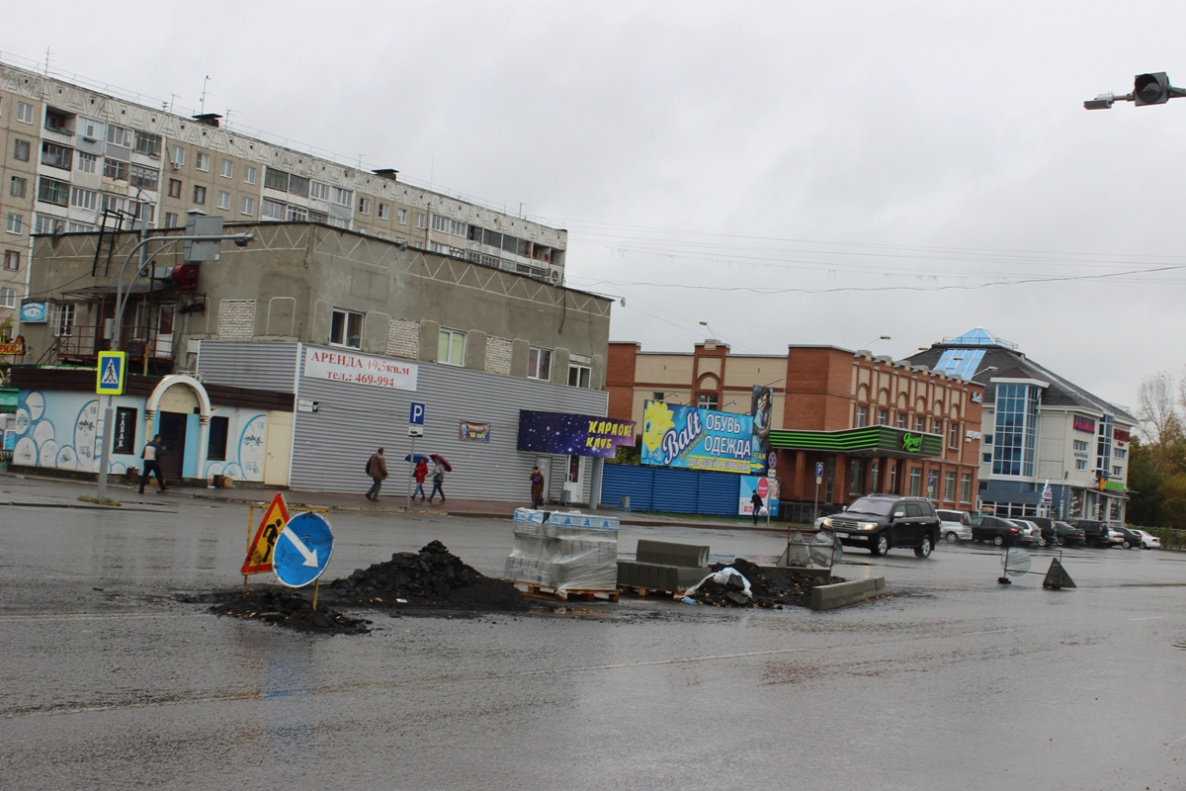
[751,490,763,525]
[140,434,168,494]
[366,448,388,501]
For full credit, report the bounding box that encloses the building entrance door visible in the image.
[158,411,188,483]
[562,453,587,505]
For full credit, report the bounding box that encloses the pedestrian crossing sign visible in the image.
[96,351,127,395]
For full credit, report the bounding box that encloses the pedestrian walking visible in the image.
[365,447,388,501]
[751,490,763,525]
[530,465,545,509]
[413,457,429,501]
[139,434,168,494]
[427,460,447,504]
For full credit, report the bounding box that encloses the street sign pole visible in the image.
[407,403,425,511]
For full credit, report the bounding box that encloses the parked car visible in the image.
[817,495,941,558]
[1067,519,1112,548]
[936,509,972,543]
[1051,521,1086,547]
[1109,524,1143,549]
[1104,524,1127,547]
[1026,517,1059,547]
[968,514,1022,546]
[1131,529,1162,549]
[1008,519,1043,546]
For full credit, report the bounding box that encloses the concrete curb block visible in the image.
[811,576,886,610]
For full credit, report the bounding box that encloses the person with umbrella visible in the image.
[427,454,449,504]
[412,457,429,501]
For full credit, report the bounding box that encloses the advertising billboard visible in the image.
[517,410,636,458]
[641,400,754,474]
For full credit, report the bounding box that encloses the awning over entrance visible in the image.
[768,426,943,459]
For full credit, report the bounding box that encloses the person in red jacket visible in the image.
[413,458,429,501]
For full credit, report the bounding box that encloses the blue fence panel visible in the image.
[651,467,700,514]
[697,472,742,517]
[602,463,654,511]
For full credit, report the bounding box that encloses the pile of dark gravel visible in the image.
[684,557,844,609]
[209,588,372,634]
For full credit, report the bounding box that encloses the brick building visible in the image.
[608,340,983,516]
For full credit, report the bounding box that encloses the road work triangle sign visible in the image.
[241,493,291,575]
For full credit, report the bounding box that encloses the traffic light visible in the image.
[1134,72,1171,105]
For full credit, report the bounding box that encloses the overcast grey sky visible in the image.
[7,1,1185,411]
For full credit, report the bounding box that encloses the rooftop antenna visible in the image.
[199,75,210,115]
[44,46,53,76]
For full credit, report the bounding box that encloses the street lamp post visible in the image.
[95,229,253,500]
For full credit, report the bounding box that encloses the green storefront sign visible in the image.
[768,426,943,457]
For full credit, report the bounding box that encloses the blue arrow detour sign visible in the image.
[273,512,334,588]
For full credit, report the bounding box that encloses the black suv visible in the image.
[1067,519,1111,548]
[818,495,941,558]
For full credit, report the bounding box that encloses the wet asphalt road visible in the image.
[3,482,1186,790]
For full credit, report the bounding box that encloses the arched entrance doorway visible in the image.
[145,374,212,483]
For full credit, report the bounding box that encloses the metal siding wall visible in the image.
[289,346,609,500]
[602,463,655,511]
[651,467,699,514]
[697,472,741,517]
[197,341,299,393]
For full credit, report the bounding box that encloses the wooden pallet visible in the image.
[617,584,686,599]
[512,582,619,603]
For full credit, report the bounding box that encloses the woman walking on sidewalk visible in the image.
[427,461,447,504]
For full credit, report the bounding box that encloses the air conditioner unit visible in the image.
[549,270,561,283]
[171,162,181,171]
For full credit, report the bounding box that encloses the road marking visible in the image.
[1129,616,1162,621]
[961,629,1015,636]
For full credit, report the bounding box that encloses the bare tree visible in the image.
[1137,371,1182,445]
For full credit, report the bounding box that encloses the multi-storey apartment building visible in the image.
[0,57,567,338]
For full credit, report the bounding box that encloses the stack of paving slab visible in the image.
[504,508,620,593]
[616,539,711,596]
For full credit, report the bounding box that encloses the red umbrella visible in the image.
[430,454,453,472]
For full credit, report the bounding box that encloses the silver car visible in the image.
[1008,519,1043,546]
[936,509,971,543]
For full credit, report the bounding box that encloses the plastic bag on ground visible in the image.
[683,566,752,600]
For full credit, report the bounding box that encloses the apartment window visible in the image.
[568,364,591,388]
[168,178,182,198]
[77,152,97,173]
[1073,439,1089,453]
[397,208,407,224]
[359,197,371,215]
[170,146,185,167]
[416,212,426,229]
[1114,447,1127,460]
[195,152,210,172]
[948,421,960,450]
[241,196,255,216]
[896,413,907,429]
[80,118,102,140]
[16,102,33,124]
[983,453,992,463]
[53,302,76,337]
[105,124,132,147]
[944,471,956,502]
[888,462,899,493]
[67,221,95,233]
[856,405,868,427]
[449,219,466,236]
[914,416,926,432]
[217,191,231,210]
[309,210,328,224]
[909,467,922,496]
[193,185,206,205]
[1112,464,1123,476]
[378,203,389,220]
[129,164,159,191]
[983,434,993,445]
[220,160,233,178]
[207,416,230,462]
[527,347,552,381]
[1076,459,1088,471]
[45,107,73,134]
[10,176,26,198]
[261,199,285,220]
[431,214,447,232]
[37,177,70,207]
[0,288,16,308]
[70,186,97,211]
[6,214,23,234]
[877,408,888,426]
[134,131,162,158]
[41,142,73,170]
[286,205,308,221]
[34,214,65,235]
[100,194,126,215]
[3,250,19,271]
[438,328,465,366]
[164,211,179,228]
[244,165,256,185]
[697,393,719,410]
[330,309,363,348]
[103,159,128,181]
[309,180,329,200]
[331,186,352,207]
[933,418,943,435]
[13,139,30,161]
[960,473,972,503]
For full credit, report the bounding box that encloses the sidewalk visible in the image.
[0,469,793,533]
